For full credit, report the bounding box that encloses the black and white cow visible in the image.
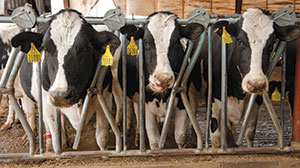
[11,9,120,151]
[198,8,300,147]
[114,11,204,149]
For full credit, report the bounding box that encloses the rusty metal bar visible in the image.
[280,49,286,129]
[293,38,300,143]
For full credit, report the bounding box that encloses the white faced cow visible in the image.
[11,9,120,152]
[199,8,300,147]
[114,11,204,149]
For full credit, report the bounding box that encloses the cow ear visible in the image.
[180,23,204,40]
[11,32,44,53]
[93,31,121,54]
[120,25,144,40]
[213,21,237,37]
[274,24,300,42]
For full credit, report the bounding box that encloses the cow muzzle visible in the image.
[48,90,72,108]
[149,73,175,92]
[243,78,268,94]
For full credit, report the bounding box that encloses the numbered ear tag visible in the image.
[271,87,281,102]
[27,42,41,63]
[222,26,233,44]
[101,45,113,66]
[127,36,138,56]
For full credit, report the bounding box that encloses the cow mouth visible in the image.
[48,94,75,108]
[149,83,168,93]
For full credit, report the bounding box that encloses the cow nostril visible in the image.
[247,80,266,92]
[49,90,71,100]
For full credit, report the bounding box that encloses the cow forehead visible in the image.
[49,11,83,51]
[147,13,177,44]
[241,9,274,43]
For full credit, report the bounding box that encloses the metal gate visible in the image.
[0,4,299,159]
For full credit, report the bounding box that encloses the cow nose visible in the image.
[48,90,72,107]
[246,80,267,93]
[155,73,174,88]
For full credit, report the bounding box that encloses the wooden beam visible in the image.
[63,0,69,8]
[235,0,242,14]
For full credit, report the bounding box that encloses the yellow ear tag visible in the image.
[101,45,113,66]
[127,36,138,56]
[271,87,281,102]
[222,26,233,44]
[27,42,41,63]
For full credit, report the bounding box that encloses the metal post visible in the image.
[73,61,104,149]
[237,94,257,146]
[221,39,228,150]
[280,49,286,129]
[122,34,127,151]
[293,38,300,143]
[35,25,43,154]
[159,40,194,149]
[54,109,62,154]
[206,26,213,148]
[180,31,207,149]
[0,47,20,103]
[138,37,146,152]
[263,93,283,148]
[7,52,36,155]
[96,67,122,153]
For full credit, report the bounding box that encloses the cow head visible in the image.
[121,12,204,93]
[12,9,120,108]
[214,8,300,94]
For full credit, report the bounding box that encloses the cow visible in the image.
[114,11,204,149]
[11,9,120,152]
[197,8,300,148]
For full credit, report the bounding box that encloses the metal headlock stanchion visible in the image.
[121,33,127,151]
[0,3,298,159]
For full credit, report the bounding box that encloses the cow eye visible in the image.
[144,40,149,48]
[237,38,243,46]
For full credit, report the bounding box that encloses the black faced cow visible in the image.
[198,8,300,147]
[114,11,204,149]
[11,9,120,151]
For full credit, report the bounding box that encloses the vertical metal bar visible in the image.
[73,61,104,149]
[267,41,287,77]
[35,25,43,154]
[7,51,36,155]
[221,40,228,150]
[159,40,194,149]
[293,38,300,143]
[96,67,122,153]
[0,47,20,103]
[280,49,286,130]
[138,36,146,152]
[180,32,207,149]
[54,109,62,154]
[122,34,127,151]
[237,94,257,146]
[205,26,212,148]
[263,93,283,148]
